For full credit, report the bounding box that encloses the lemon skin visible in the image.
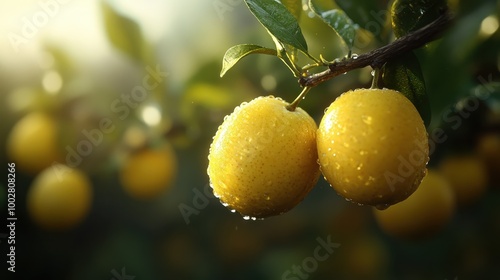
[208,96,320,218]
[317,88,429,207]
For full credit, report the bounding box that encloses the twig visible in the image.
[299,10,454,88]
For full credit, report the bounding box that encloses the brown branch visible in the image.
[299,10,454,88]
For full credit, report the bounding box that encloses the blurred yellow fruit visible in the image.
[342,234,390,279]
[476,133,500,187]
[27,164,92,230]
[208,96,320,218]
[317,88,429,208]
[439,154,488,206]
[6,112,62,175]
[119,143,177,199]
[373,170,455,239]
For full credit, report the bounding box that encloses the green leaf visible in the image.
[244,0,308,54]
[309,0,358,50]
[279,0,302,21]
[383,51,431,127]
[277,0,303,65]
[391,0,447,38]
[335,0,386,40]
[101,1,145,61]
[220,44,277,77]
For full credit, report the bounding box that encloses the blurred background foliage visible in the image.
[0,0,499,279]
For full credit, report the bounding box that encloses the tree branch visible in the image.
[299,10,454,88]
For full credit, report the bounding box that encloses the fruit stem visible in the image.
[287,87,311,111]
[370,67,382,89]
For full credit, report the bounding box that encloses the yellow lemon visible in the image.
[120,143,177,199]
[373,170,455,240]
[439,154,488,206]
[7,112,62,175]
[208,96,320,218]
[27,164,92,230]
[317,88,429,208]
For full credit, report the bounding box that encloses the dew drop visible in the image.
[371,70,375,76]
[351,53,359,59]
[230,209,236,213]
[243,216,251,220]
[375,204,390,210]
[362,115,373,125]
[356,163,363,171]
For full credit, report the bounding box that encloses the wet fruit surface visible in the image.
[208,96,320,218]
[317,88,429,207]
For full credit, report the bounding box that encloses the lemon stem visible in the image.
[287,87,311,111]
[370,67,382,89]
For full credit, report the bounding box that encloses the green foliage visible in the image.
[244,0,308,54]
[383,52,431,127]
[101,0,146,62]
[335,0,387,40]
[220,44,277,77]
[391,0,448,38]
[309,0,358,52]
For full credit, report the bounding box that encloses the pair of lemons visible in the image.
[207,88,462,239]
[208,88,429,215]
